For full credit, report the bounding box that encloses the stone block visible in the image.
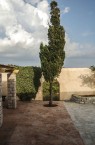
[7,73,17,109]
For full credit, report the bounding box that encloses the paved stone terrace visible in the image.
[64,102,95,145]
[0,101,85,145]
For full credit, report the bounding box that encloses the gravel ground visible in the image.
[64,101,95,145]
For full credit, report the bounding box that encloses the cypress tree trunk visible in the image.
[49,81,53,106]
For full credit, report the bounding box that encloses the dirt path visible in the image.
[0,101,85,145]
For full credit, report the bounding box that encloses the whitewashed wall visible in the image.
[58,68,95,100]
[2,68,95,101]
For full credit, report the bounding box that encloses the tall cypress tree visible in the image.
[39,0,65,106]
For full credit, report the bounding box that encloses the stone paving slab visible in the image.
[64,102,95,145]
[0,101,85,145]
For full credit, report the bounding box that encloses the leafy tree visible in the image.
[39,0,65,106]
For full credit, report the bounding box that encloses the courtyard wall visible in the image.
[58,68,95,100]
[1,68,95,101]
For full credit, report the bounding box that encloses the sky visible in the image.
[0,0,95,68]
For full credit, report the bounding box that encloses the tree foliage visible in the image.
[43,80,60,101]
[39,0,65,106]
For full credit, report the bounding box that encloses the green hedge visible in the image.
[15,66,59,101]
[43,80,60,101]
[16,66,41,101]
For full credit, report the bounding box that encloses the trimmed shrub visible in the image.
[33,67,42,92]
[16,66,41,101]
